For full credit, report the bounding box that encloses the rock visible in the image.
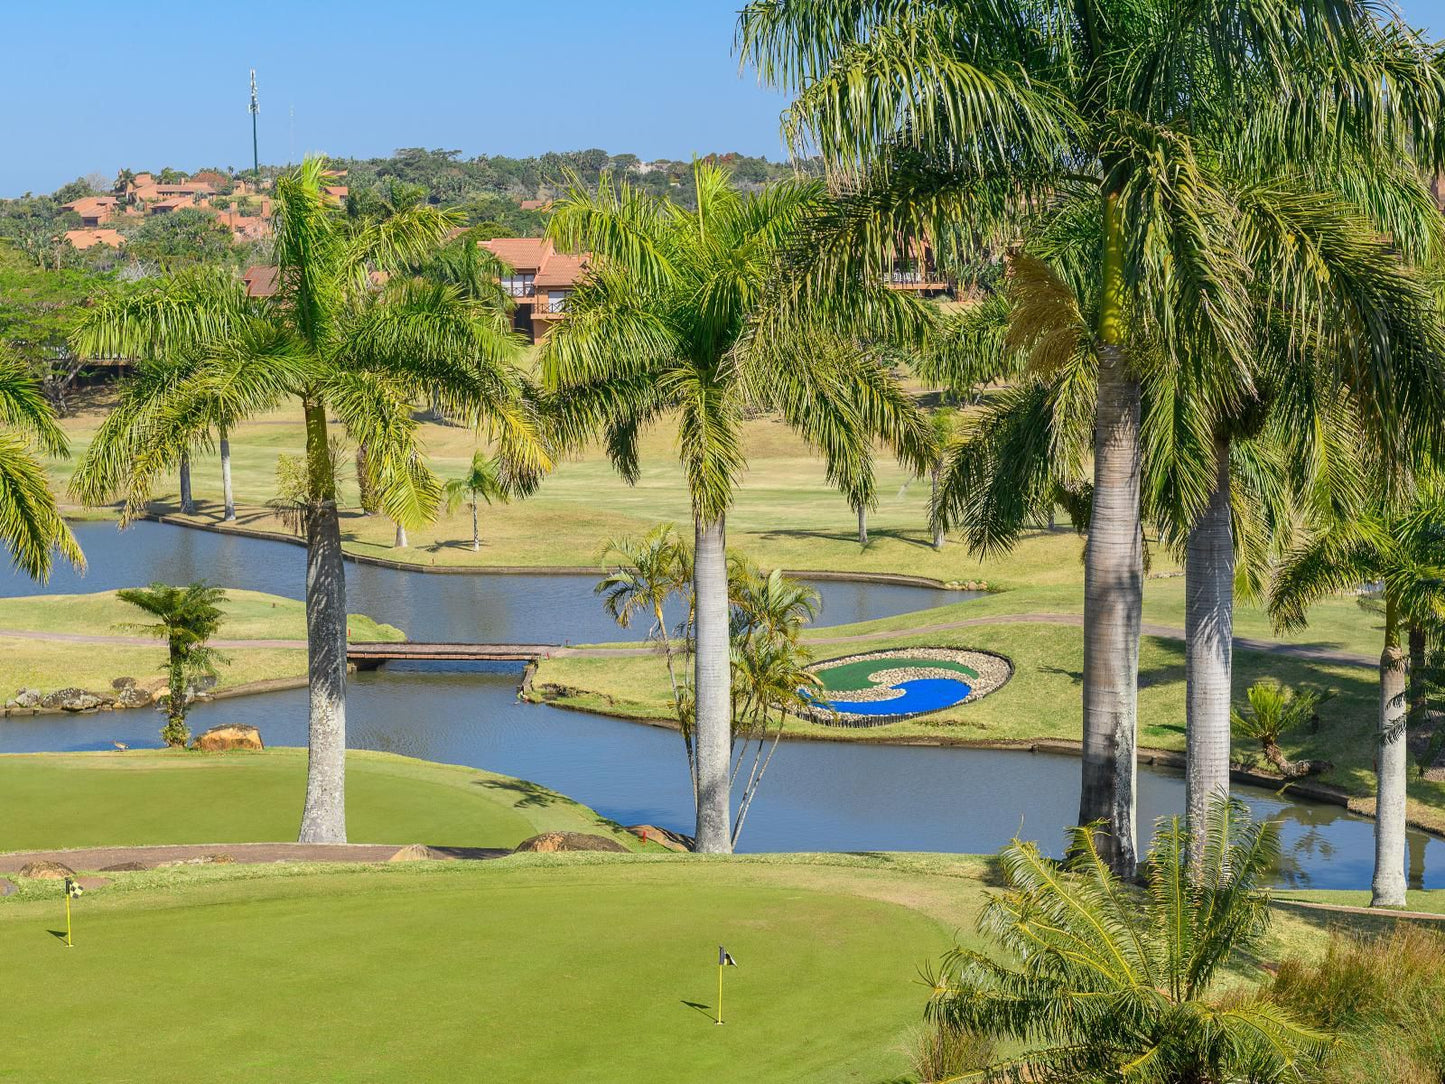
[18,860,75,879]
[41,687,85,709]
[115,687,152,709]
[59,692,103,712]
[191,724,264,751]
[156,853,235,868]
[99,861,149,872]
[513,832,629,854]
[627,824,692,852]
[388,843,444,862]
[192,674,219,692]
[111,676,136,691]
[0,878,15,897]
[11,688,40,709]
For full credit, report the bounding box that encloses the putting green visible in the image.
[0,749,635,853]
[0,860,955,1083]
[815,655,979,692]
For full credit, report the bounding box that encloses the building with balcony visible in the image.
[481,237,590,342]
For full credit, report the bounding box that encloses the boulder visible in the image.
[111,676,136,691]
[99,861,149,872]
[0,878,15,897]
[59,692,103,712]
[40,688,85,710]
[513,832,629,854]
[191,724,264,751]
[115,687,152,709]
[11,688,41,710]
[388,843,444,862]
[18,860,75,879]
[627,824,693,852]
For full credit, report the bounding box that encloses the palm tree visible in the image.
[443,452,510,552]
[69,156,548,843]
[71,267,256,524]
[0,348,83,580]
[927,799,1331,1081]
[1232,680,1334,781]
[738,0,1445,877]
[116,581,227,747]
[544,165,929,852]
[926,407,958,550]
[1270,485,1445,907]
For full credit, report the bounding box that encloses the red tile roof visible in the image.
[480,236,553,272]
[535,252,588,288]
[64,228,125,249]
[242,265,279,298]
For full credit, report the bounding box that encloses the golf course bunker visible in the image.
[803,647,1012,726]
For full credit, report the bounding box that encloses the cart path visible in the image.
[1,613,1376,668]
[0,842,509,873]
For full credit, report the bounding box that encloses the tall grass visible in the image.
[1271,925,1445,1083]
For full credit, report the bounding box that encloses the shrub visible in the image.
[910,1022,994,1083]
[1271,925,1445,1083]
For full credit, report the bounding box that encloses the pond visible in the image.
[4,519,1443,890]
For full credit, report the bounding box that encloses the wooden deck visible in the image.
[347,642,559,667]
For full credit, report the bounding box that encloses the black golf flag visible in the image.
[719,946,737,967]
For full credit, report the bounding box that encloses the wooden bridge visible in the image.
[346,642,561,668]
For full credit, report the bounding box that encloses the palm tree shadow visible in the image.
[476,778,561,808]
[1041,664,1084,684]
[758,527,936,551]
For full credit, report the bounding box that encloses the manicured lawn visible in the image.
[0,749,635,852]
[0,589,401,697]
[0,847,1431,1083]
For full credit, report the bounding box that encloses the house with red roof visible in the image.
[61,196,119,227]
[480,236,590,341]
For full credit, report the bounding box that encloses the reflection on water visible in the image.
[3,520,1441,890]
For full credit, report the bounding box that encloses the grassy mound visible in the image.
[0,749,634,852]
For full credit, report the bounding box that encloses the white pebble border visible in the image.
[801,647,1013,726]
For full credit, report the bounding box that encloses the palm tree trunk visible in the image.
[471,499,480,552]
[1185,432,1233,858]
[1079,191,1141,878]
[693,514,732,853]
[298,400,348,844]
[179,450,196,515]
[1407,623,1427,733]
[930,463,944,550]
[355,443,377,515]
[394,522,408,548]
[1373,594,1408,908]
[220,424,235,522]
[857,504,868,547]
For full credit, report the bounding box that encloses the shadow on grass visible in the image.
[477,777,561,809]
[680,1000,715,1020]
[757,527,937,552]
[1040,664,1083,685]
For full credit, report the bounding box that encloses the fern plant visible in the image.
[925,799,1332,1082]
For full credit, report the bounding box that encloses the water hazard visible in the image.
[4,519,1442,890]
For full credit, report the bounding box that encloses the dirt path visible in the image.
[3,612,1376,667]
[0,842,508,873]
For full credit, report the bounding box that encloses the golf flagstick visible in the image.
[63,877,84,947]
[716,946,737,1024]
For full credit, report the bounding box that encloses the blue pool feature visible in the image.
[819,677,974,717]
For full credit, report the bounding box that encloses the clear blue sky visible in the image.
[4,0,1444,197]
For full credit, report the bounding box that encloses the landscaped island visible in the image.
[0,589,402,713]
